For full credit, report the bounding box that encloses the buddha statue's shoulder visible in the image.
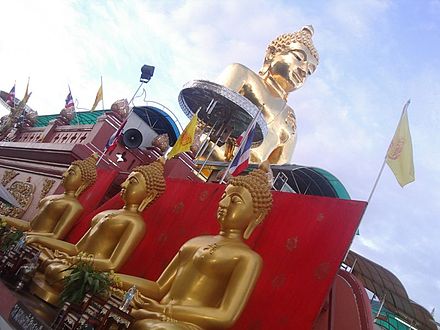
[41,194,81,206]
[218,63,264,91]
[181,235,215,248]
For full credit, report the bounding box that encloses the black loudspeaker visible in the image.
[122,128,143,149]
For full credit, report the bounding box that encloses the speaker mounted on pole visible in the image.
[122,128,143,149]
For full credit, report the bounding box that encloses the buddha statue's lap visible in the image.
[28,160,166,305]
[212,26,319,164]
[120,163,273,329]
[3,154,98,239]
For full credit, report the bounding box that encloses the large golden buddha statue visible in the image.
[28,160,166,305]
[218,25,319,164]
[2,154,97,239]
[118,164,273,329]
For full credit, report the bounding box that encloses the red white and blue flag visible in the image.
[6,84,15,107]
[65,88,74,109]
[228,121,256,176]
[104,118,128,153]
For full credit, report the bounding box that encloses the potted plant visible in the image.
[60,253,121,304]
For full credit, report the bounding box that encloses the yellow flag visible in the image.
[385,100,415,187]
[167,113,198,159]
[91,84,103,111]
[18,78,31,109]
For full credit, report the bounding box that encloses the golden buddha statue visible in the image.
[217,25,319,164]
[2,154,97,239]
[118,164,273,329]
[28,160,166,305]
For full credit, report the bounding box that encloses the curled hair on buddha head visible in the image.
[132,158,166,201]
[71,153,98,196]
[228,162,273,221]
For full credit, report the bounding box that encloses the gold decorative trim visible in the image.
[0,181,35,218]
[41,178,55,199]
[1,169,19,186]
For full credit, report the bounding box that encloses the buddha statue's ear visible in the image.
[243,212,264,240]
[74,183,88,197]
[138,190,157,212]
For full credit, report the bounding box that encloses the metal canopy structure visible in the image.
[270,164,351,199]
[178,80,267,147]
[345,250,437,330]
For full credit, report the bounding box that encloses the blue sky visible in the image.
[1,0,439,317]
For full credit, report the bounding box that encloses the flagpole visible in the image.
[366,99,410,204]
[219,107,263,184]
[345,99,412,248]
[101,76,104,110]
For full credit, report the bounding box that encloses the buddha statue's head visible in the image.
[120,159,166,212]
[218,163,273,239]
[259,25,319,96]
[63,154,98,197]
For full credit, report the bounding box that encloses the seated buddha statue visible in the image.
[2,154,97,239]
[118,163,273,329]
[216,25,319,165]
[28,160,166,305]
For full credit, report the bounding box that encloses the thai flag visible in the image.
[235,130,245,147]
[104,118,127,153]
[229,122,256,176]
[6,85,15,107]
[65,89,74,109]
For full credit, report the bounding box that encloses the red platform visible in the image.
[64,178,366,329]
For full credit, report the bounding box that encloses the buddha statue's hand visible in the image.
[131,309,165,321]
[26,235,38,245]
[133,292,162,313]
[53,250,72,263]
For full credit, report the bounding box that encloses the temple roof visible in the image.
[345,250,437,330]
[35,110,107,127]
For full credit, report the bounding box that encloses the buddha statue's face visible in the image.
[217,185,254,231]
[120,172,148,205]
[267,42,318,93]
[62,165,83,191]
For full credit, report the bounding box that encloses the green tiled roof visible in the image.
[35,110,108,127]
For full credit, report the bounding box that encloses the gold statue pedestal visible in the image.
[30,272,61,306]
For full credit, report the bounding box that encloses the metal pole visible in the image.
[195,122,217,159]
[198,135,222,174]
[375,293,387,320]
[128,82,144,105]
[101,75,105,110]
[219,107,263,184]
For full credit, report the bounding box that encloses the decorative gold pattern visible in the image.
[1,169,19,186]
[286,237,298,252]
[0,181,35,218]
[272,274,287,289]
[316,213,324,222]
[314,262,330,280]
[40,178,56,199]
[198,190,208,202]
[173,201,184,214]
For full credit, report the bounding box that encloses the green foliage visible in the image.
[60,256,115,304]
[0,229,23,252]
